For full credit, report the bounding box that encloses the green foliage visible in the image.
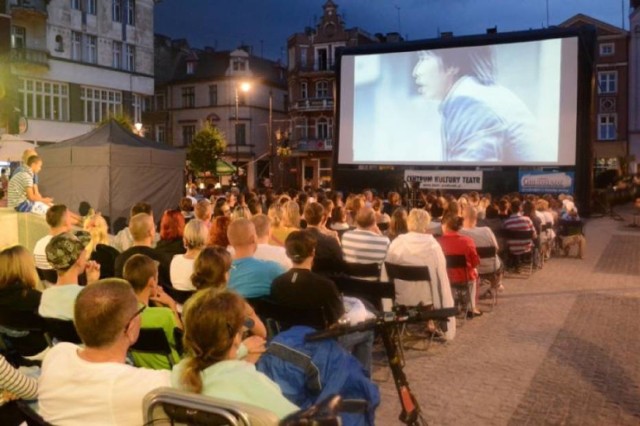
[98,113,134,131]
[187,124,227,174]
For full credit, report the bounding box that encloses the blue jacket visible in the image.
[257,326,380,426]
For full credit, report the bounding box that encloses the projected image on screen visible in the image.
[338,37,578,166]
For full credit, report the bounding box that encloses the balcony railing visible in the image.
[10,47,49,67]
[293,139,333,152]
[290,98,334,112]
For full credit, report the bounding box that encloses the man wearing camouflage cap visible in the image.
[38,231,101,320]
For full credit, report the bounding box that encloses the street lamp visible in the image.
[234,81,251,185]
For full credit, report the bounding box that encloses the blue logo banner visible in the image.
[518,171,574,194]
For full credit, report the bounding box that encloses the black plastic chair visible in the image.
[0,310,48,359]
[501,228,535,275]
[332,275,394,312]
[163,285,196,305]
[36,267,57,284]
[246,298,328,339]
[130,328,178,368]
[42,318,82,345]
[344,262,381,280]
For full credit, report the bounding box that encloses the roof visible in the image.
[558,13,628,36]
[40,120,179,151]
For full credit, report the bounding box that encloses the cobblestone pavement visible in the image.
[374,204,640,425]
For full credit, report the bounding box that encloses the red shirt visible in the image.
[438,231,480,283]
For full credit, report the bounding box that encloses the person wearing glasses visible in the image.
[172,289,298,419]
[38,279,170,425]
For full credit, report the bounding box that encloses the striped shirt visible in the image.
[0,354,38,400]
[34,235,54,270]
[502,213,535,255]
[7,169,33,208]
[341,229,390,264]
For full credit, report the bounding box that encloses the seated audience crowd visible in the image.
[0,183,587,424]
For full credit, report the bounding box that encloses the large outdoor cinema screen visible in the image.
[337,36,580,167]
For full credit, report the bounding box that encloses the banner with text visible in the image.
[404,170,483,190]
[518,171,574,194]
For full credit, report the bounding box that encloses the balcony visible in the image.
[294,139,333,152]
[290,98,334,112]
[10,47,49,70]
[9,0,48,18]
[291,63,336,74]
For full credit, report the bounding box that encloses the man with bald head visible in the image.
[114,213,172,287]
[227,218,285,298]
[38,278,170,425]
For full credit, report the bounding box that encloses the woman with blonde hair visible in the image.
[171,219,209,291]
[270,201,299,246]
[172,290,297,419]
[0,246,48,354]
[84,213,119,278]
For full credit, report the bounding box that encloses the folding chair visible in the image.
[502,229,535,276]
[444,254,472,322]
[332,275,394,312]
[36,268,57,286]
[42,318,82,345]
[475,246,502,310]
[384,262,449,350]
[143,387,280,426]
[130,328,178,368]
[246,298,328,339]
[557,220,585,258]
[344,262,381,280]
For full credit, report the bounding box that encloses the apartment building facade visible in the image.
[1,0,154,143]
[144,36,288,187]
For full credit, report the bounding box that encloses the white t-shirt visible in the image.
[170,255,196,291]
[228,244,293,271]
[33,235,53,270]
[39,342,170,426]
[38,284,84,320]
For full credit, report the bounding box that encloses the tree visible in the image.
[98,113,134,131]
[186,123,227,175]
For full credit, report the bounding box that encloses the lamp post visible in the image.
[234,81,251,185]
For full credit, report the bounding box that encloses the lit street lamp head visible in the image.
[239,82,251,92]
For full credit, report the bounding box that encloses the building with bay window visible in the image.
[1,0,155,143]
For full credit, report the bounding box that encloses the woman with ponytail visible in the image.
[171,290,298,418]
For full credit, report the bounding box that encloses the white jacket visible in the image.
[383,232,456,340]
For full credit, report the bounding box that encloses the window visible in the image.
[55,35,64,52]
[112,41,122,69]
[125,0,135,25]
[124,44,135,71]
[186,61,195,75]
[71,32,82,60]
[208,84,218,106]
[235,123,246,146]
[599,43,614,56]
[316,48,328,71]
[182,125,196,146]
[316,117,329,139]
[598,71,617,94]
[300,82,308,99]
[112,0,122,22]
[71,0,81,10]
[10,26,25,49]
[132,93,142,123]
[19,78,69,121]
[300,47,307,67]
[155,93,165,111]
[316,81,329,98]
[598,114,616,141]
[84,34,97,64]
[80,86,122,123]
[86,0,97,15]
[232,59,246,71]
[155,124,166,143]
[296,118,308,139]
[182,87,195,108]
